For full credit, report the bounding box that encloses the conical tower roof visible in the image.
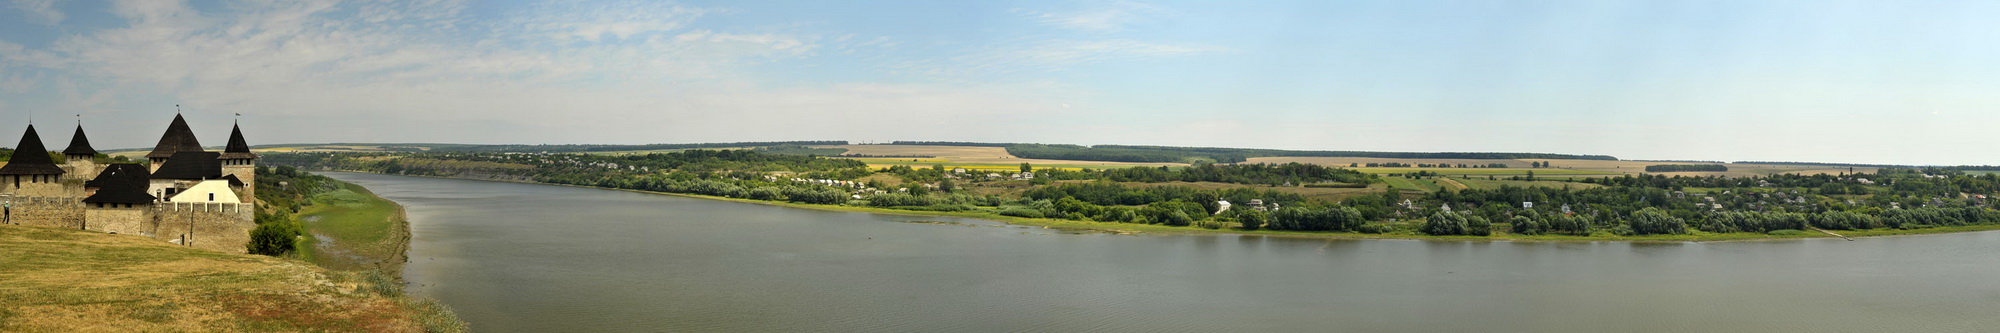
[0,125,67,175]
[64,124,97,156]
[147,114,204,159]
[221,123,256,160]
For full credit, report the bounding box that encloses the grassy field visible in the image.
[0,224,463,332]
[1382,177,1440,192]
[297,182,411,274]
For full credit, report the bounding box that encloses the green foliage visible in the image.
[1423,212,1469,236]
[1627,208,1687,235]
[1510,215,1543,235]
[1267,206,1365,231]
[1228,209,1270,230]
[998,207,1045,218]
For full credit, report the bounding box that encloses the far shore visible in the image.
[314,170,2000,243]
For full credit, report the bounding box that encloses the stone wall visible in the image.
[4,196,85,230]
[152,202,255,254]
[2,177,84,197]
[85,206,153,236]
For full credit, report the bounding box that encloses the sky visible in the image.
[1,0,1997,165]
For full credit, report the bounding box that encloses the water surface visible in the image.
[325,172,2000,332]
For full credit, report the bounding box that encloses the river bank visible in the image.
[296,181,414,276]
[310,170,2000,243]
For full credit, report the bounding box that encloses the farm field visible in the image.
[1116,181,1389,202]
[1452,178,1606,190]
[1347,167,1613,176]
[1253,157,1876,178]
[822,145,1184,170]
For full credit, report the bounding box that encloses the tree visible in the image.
[1627,208,1688,235]
[1423,212,1468,235]
[1234,209,1269,230]
[1020,162,1033,174]
[1511,215,1542,235]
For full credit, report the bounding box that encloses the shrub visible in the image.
[1355,223,1394,234]
[998,207,1045,218]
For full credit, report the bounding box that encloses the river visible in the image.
[322,172,2000,332]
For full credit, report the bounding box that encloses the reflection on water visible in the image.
[326,172,2000,333]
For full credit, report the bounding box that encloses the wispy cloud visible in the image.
[7,0,63,25]
[0,0,1083,145]
[1013,0,1158,32]
[512,0,712,42]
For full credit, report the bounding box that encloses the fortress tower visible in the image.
[0,125,68,196]
[147,114,203,173]
[63,124,100,180]
[219,123,257,203]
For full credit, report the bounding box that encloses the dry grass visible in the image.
[0,224,460,332]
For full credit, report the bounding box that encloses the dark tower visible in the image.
[63,124,99,179]
[147,114,204,173]
[220,122,258,203]
[0,125,67,194]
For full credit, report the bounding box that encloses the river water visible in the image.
[323,172,2000,332]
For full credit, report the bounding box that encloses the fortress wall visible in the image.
[5,196,85,230]
[6,179,83,197]
[85,206,154,236]
[151,202,255,254]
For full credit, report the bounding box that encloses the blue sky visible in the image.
[1,0,1997,165]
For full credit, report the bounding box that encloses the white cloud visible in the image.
[1014,0,1158,32]
[1,0,1081,146]
[8,0,63,25]
[512,0,711,42]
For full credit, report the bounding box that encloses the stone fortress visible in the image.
[1,114,258,253]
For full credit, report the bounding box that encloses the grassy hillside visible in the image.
[0,224,464,332]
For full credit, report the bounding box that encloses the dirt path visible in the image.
[1436,177,1470,191]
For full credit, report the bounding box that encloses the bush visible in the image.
[747,187,785,201]
[998,207,1045,218]
[1355,223,1393,234]
[1767,229,1804,236]
[247,221,301,256]
[248,210,302,256]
